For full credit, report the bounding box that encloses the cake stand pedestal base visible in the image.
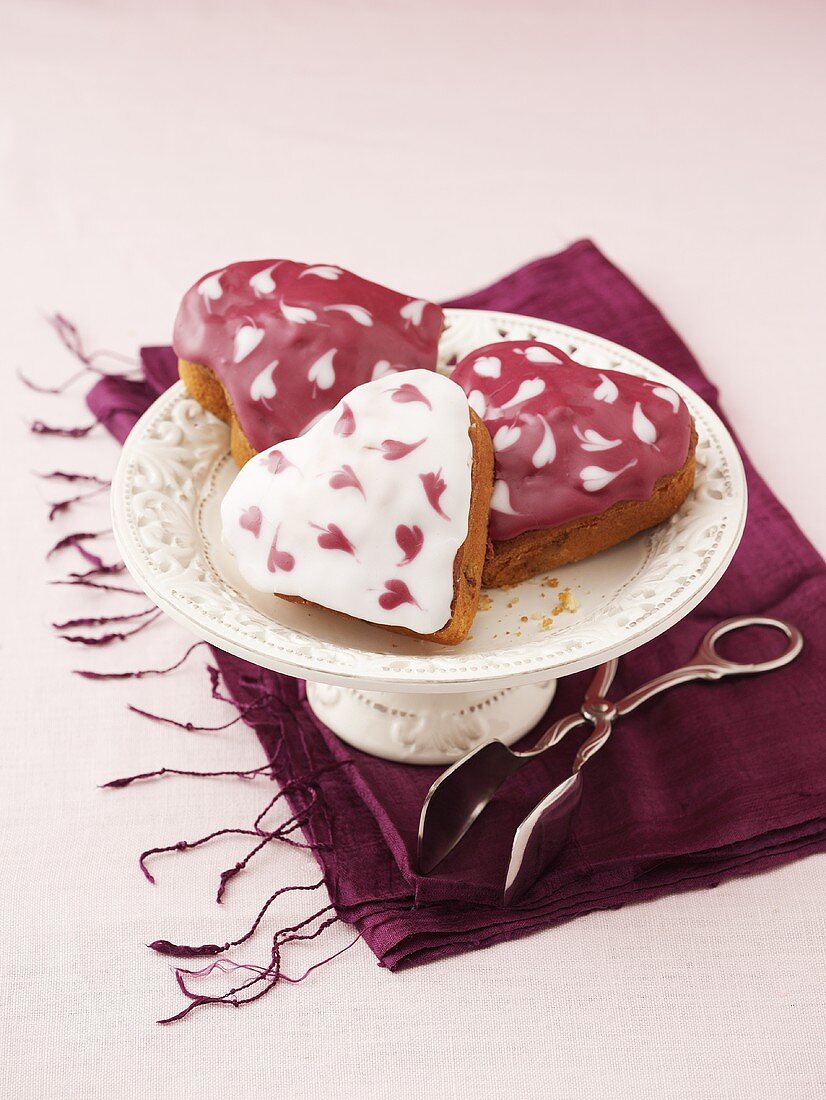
[305,679,557,765]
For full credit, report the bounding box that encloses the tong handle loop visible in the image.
[694,615,803,675]
[615,615,803,718]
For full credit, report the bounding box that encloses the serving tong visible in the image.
[417,616,803,905]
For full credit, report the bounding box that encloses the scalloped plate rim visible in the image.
[111,307,748,692]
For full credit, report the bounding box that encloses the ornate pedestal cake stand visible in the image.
[112,310,747,765]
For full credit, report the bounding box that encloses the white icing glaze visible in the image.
[594,372,619,404]
[632,401,658,444]
[221,369,473,634]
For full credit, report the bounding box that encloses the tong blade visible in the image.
[417,740,524,874]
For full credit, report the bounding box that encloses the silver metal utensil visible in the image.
[417,616,803,904]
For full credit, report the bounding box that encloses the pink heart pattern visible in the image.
[239,506,262,538]
[419,469,449,519]
[334,403,355,437]
[378,579,419,611]
[395,524,424,565]
[328,464,365,497]
[371,437,426,461]
[310,522,357,557]
[391,382,432,409]
[267,528,295,574]
[221,369,473,635]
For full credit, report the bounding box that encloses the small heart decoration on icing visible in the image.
[419,469,449,519]
[326,304,373,326]
[220,369,474,635]
[593,372,619,404]
[530,417,556,467]
[451,340,692,541]
[473,356,502,378]
[395,524,424,565]
[249,265,277,296]
[500,378,546,410]
[280,301,317,325]
[493,424,522,451]
[391,383,432,409]
[198,272,224,302]
[233,324,264,363]
[573,425,622,452]
[652,385,681,413]
[308,348,337,390]
[267,529,295,574]
[261,449,293,475]
[328,464,365,496]
[581,460,638,492]
[334,403,355,437]
[299,265,342,280]
[378,579,420,610]
[372,437,426,461]
[371,359,397,381]
[523,345,562,364]
[632,401,658,444]
[310,522,357,557]
[400,299,427,325]
[239,506,262,538]
[249,361,278,402]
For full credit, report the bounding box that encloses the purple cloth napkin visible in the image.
[89,241,826,970]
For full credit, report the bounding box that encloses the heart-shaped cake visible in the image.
[450,341,697,586]
[173,260,444,466]
[221,369,494,644]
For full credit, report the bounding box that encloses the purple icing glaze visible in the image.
[451,341,692,541]
[173,260,443,453]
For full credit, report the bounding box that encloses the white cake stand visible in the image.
[111,309,747,765]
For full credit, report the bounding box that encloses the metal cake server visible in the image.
[417,616,803,905]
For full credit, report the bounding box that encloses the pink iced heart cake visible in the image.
[173,260,444,466]
[221,369,494,645]
[450,341,697,586]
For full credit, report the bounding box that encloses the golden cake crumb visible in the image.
[540,616,554,630]
[542,576,560,589]
[520,615,528,623]
[478,593,493,612]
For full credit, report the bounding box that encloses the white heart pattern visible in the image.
[250,361,278,402]
[308,348,337,390]
[174,260,444,453]
[233,324,265,363]
[451,340,692,540]
[473,356,502,378]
